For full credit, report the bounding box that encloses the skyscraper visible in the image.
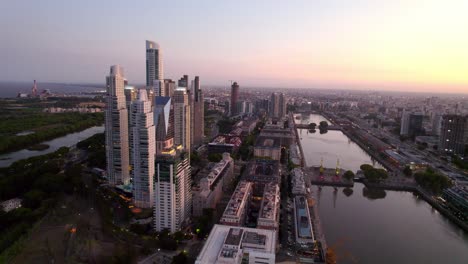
[154,147,192,232]
[439,115,468,156]
[105,65,130,185]
[192,76,204,147]
[230,82,239,116]
[400,111,424,137]
[270,92,287,118]
[146,40,163,87]
[154,96,173,155]
[174,88,191,152]
[130,89,156,208]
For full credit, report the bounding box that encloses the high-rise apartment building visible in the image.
[163,79,176,97]
[400,111,424,137]
[173,88,191,152]
[146,40,163,87]
[270,92,287,118]
[192,76,204,147]
[105,65,130,185]
[154,146,192,232]
[130,89,155,208]
[439,115,468,156]
[230,82,239,116]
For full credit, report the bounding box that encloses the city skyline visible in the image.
[1,1,468,93]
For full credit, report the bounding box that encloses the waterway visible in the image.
[296,113,468,264]
[0,126,104,167]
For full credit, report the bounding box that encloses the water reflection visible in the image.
[362,187,387,200]
[343,187,353,197]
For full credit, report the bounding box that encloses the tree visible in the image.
[403,166,412,177]
[414,168,453,194]
[208,153,222,162]
[343,170,355,180]
[308,123,317,129]
[319,121,329,129]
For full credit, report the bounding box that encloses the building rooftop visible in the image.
[222,181,252,218]
[258,183,280,222]
[195,225,276,264]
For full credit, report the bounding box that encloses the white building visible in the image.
[173,88,191,152]
[130,89,156,208]
[105,65,130,185]
[154,145,192,233]
[195,224,276,264]
[291,168,306,195]
[145,40,163,87]
[220,181,253,226]
[192,153,234,217]
[257,182,280,230]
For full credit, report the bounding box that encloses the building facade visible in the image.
[154,147,192,232]
[439,115,468,156]
[145,40,163,86]
[105,65,130,185]
[129,89,155,208]
[173,88,191,152]
[230,82,239,116]
[192,76,205,147]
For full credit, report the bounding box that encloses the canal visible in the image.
[0,126,104,168]
[296,113,468,264]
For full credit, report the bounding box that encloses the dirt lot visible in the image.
[11,193,117,263]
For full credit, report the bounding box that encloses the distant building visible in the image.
[400,111,423,137]
[105,65,130,185]
[130,89,155,208]
[192,76,205,147]
[146,40,163,86]
[270,92,287,119]
[195,225,276,264]
[439,115,468,156]
[1,198,22,212]
[192,153,234,217]
[220,181,253,226]
[230,82,239,116]
[432,113,442,136]
[254,136,281,160]
[173,88,191,152]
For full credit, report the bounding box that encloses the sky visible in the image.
[1,0,468,93]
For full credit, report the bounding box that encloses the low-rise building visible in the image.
[254,136,281,160]
[243,160,280,195]
[257,183,280,230]
[291,168,306,195]
[220,181,253,226]
[195,224,276,264]
[192,153,234,217]
[294,195,315,244]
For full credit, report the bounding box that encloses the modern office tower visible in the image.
[439,115,468,156]
[230,82,239,116]
[163,79,176,97]
[178,75,189,89]
[173,88,191,152]
[400,111,424,137]
[146,40,163,86]
[192,76,205,147]
[129,89,155,208]
[270,92,287,118]
[432,113,443,136]
[224,101,230,116]
[154,146,192,233]
[154,96,173,155]
[105,65,130,185]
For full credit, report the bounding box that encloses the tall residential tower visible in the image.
[230,82,239,116]
[146,40,163,87]
[130,89,156,208]
[105,65,130,185]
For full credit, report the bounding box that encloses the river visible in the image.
[295,113,468,264]
[0,126,104,167]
